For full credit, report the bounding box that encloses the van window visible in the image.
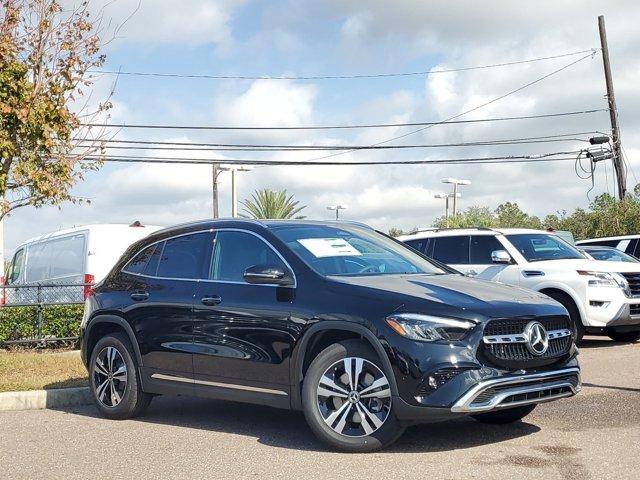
[156,232,210,279]
[431,236,470,264]
[25,234,86,282]
[7,248,25,284]
[470,235,505,264]
[210,231,285,282]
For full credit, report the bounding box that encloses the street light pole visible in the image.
[218,165,251,218]
[442,178,471,217]
[327,205,347,219]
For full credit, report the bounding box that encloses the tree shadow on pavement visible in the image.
[54,394,540,453]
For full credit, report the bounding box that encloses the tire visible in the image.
[301,340,405,452]
[89,332,152,420]
[471,404,536,424]
[608,331,640,343]
[543,290,585,345]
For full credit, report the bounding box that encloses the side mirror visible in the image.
[491,250,512,265]
[243,264,294,286]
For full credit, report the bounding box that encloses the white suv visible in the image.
[399,228,640,343]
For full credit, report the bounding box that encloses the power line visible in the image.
[309,51,598,162]
[92,48,599,81]
[74,131,598,153]
[81,108,606,131]
[80,150,582,167]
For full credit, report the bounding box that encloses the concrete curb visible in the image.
[0,387,92,412]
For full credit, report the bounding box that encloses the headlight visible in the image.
[385,313,476,342]
[577,271,629,291]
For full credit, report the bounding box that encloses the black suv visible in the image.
[81,219,580,452]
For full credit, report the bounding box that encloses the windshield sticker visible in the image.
[298,238,362,258]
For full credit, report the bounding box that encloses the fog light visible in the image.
[417,366,477,396]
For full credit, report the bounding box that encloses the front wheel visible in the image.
[608,331,640,343]
[471,404,536,424]
[89,332,152,419]
[302,340,405,452]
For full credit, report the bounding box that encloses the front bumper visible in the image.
[584,286,640,328]
[392,363,580,423]
[450,367,580,413]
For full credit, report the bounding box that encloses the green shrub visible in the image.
[0,304,83,344]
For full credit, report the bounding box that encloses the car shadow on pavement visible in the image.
[53,394,540,452]
[582,382,640,393]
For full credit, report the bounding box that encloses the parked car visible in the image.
[576,234,640,258]
[580,246,639,263]
[399,228,640,344]
[81,219,579,452]
[2,222,161,305]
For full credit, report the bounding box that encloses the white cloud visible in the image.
[75,0,247,46]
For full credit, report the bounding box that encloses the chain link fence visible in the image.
[0,283,90,347]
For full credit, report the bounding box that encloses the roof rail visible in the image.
[408,226,495,234]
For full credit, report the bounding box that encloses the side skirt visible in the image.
[140,367,291,410]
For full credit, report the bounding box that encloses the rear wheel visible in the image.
[89,333,152,419]
[608,331,640,343]
[471,404,536,424]
[302,340,404,452]
[543,290,585,345]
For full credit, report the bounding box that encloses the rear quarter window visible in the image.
[431,236,470,264]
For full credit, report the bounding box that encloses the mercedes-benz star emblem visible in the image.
[524,321,549,356]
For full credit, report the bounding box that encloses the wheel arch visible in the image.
[85,315,143,368]
[537,284,585,326]
[290,321,398,410]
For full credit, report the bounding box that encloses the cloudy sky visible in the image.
[5,0,640,253]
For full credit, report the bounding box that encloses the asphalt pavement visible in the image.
[1,337,639,480]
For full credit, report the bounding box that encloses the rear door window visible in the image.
[431,236,470,264]
[156,232,211,279]
[470,235,505,264]
[404,239,427,254]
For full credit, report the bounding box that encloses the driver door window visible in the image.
[210,231,286,282]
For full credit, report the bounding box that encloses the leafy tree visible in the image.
[241,189,306,219]
[0,0,111,220]
[388,227,405,237]
[433,206,495,229]
[495,202,543,229]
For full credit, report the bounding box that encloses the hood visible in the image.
[524,258,640,273]
[328,273,565,321]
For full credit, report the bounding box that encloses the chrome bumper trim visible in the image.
[450,367,580,413]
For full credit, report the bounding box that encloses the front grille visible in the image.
[621,272,640,297]
[481,316,572,369]
[631,304,640,316]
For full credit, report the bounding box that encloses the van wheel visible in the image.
[89,333,152,419]
[543,291,585,345]
[472,404,536,424]
[608,331,640,343]
[302,340,405,452]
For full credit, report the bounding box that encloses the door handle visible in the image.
[201,295,222,306]
[467,270,478,277]
[130,291,149,301]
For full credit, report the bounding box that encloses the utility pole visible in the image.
[212,164,220,218]
[598,15,626,199]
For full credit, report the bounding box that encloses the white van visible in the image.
[3,222,162,305]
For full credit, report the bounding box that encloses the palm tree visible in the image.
[241,189,307,219]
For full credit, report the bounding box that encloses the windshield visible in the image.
[506,233,585,262]
[270,224,446,277]
[584,248,639,263]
